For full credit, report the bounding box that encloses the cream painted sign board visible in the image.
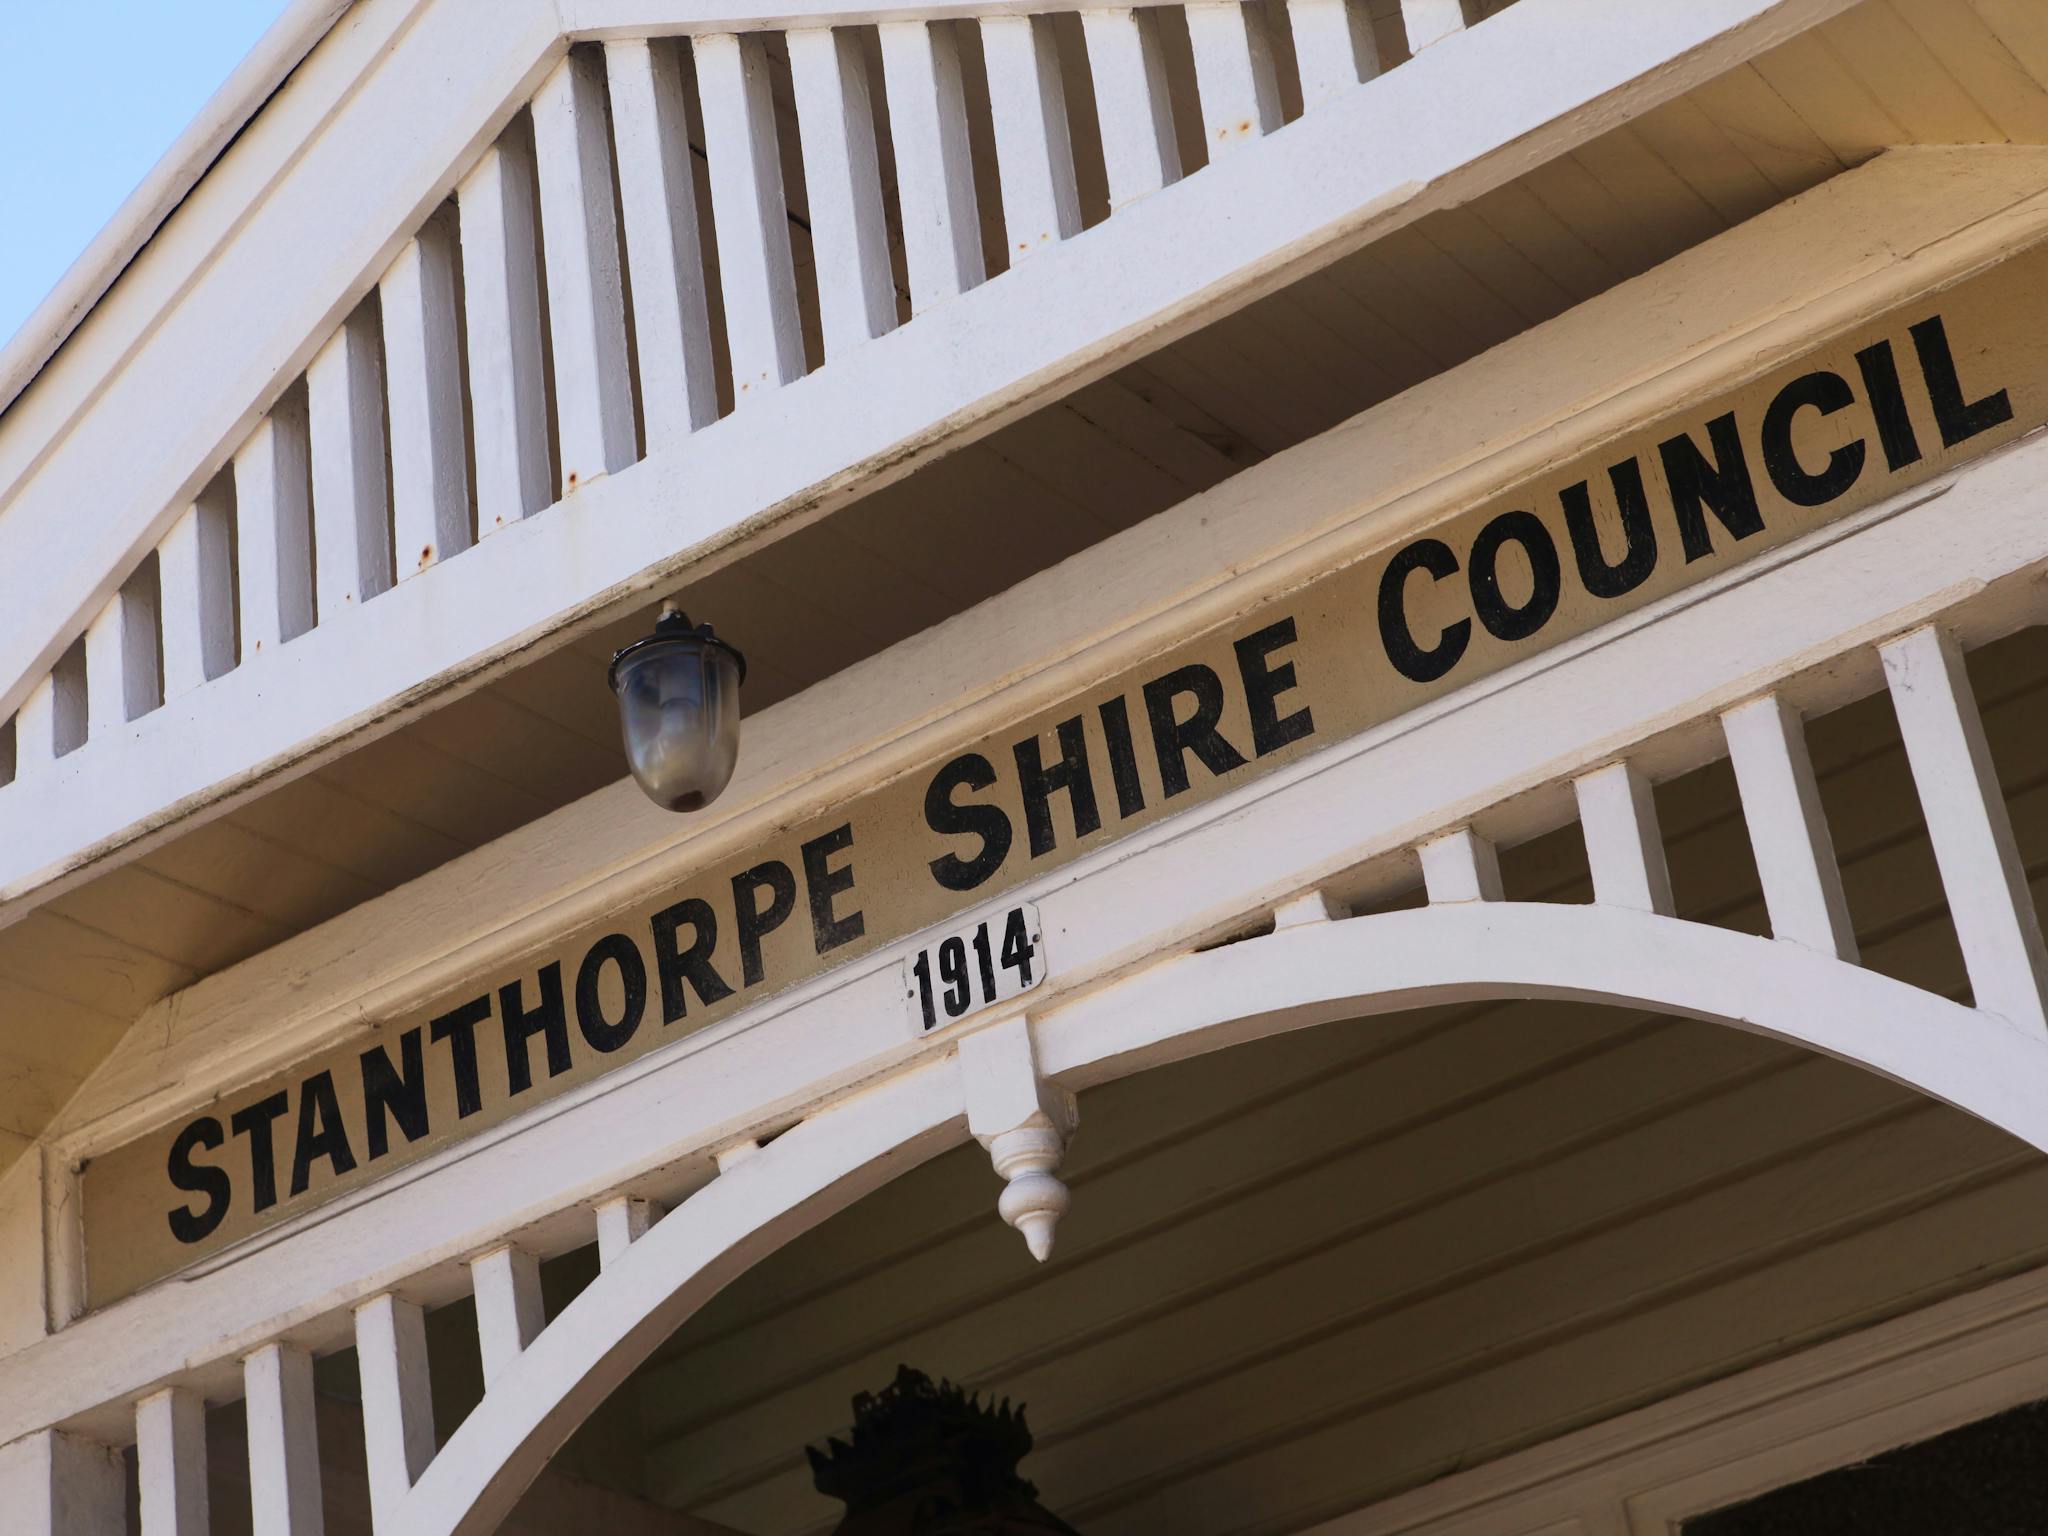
[79,242,2048,1308]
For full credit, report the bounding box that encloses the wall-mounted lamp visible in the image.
[609,600,746,812]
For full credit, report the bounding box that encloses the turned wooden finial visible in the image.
[958,1017,1077,1263]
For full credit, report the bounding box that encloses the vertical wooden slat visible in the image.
[1184,1,1283,155]
[136,1387,209,1536]
[157,488,237,697]
[1882,625,2048,1032]
[470,1245,545,1387]
[49,638,87,759]
[356,1293,435,1528]
[307,305,393,612]
[980,15,1081,262]
[84,570,159,738]
[695,33,807,402]
[787,27,899,355]
[1573,761,1675,917]
[595,1195,661,1267]
[878,20,986,311]
[1722,693,1858,962]
[244,1342,324,1536]
[1419,826,1502,904]
[532,49,640,483]
[13,676,55,778]
[1401,0,1474,52]
[382,210,473,577]
[234,396,316,654]
[458,128,555,534]
[607,39,721,444]
[0,1429,124,1536]
[1080,8,1182,211]
[1286,0,1381,111]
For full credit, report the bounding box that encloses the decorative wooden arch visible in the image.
[385,896,2048,1536]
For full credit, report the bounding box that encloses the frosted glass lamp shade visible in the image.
[609,609,746,812]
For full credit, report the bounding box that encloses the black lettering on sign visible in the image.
[1143,664,1248,798]
[1097,696,1147,819]
[1912,313,2014,447]
[1467,510,1561,643]
[360,1027,429,1161]
[731,862,797,988]
[1234,618,1314,756]
[1378,538,1469,683]
[1855,339,1923,473]
[650,897,735,1021]
[1562,458,1658,600]
[229,1091,289,1214]
[166,1117,231,1244]
[925,753,1013,893]
[802,824,866,954]
[1015,717,1100,859]
[289,1070,357,1197]
[500,962,571,1096]
[429,996,490,1119]
[577,933,647,1053]
[1762,371,1866,507]
[1660,412,1761,562]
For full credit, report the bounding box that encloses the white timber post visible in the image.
[1184,2,1284,155]
[1573,761,1675,916]
[1286,0,1381,111]
[13,676,56,778]
[356,1293,435,1527]
[381,210,473,576]
[136,1387,209,1536]
[1419,826,1503,904]
[234,396,316,654]
[156,487,236,697]
[458,129,555,533]
[1881,625,2048,1033]
[1400,0,1474,51]
[470,1246,545,1388]
[306,303,393,611]
[787,27,899,356]
[959,1016,1077,1263]
[84,572,159,739]
[878,20,984,312]
[0,1429,124,1535]
[1080,8,1181,210]
[245,1342,324,1536]
[532,48,639,485]
[1273,889,1341,928]
[695,33,807,402]
[1722,693,1858,961]
[979,15,1081,261]
[594,1196,663,1267]
[605,39,720,444]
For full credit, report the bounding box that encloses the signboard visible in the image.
[79,241,2048,1308]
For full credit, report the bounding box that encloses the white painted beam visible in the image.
[356,1292,436,1528]
[533,48,640,486]
[979,15,1081,261]
[1721,693,1857,961]
[606,39,720,443]
[1185,1,1284,156]
[787,27,899,354]
[458,131,556,535]
[155,490,235,700]
[307,304,393,611]
[1080,8,1181,210]
[0,1428,123,1536]
[1401,0,1474,51]
[879,20,985,311]
[1419,826,1502,904]
[233,398,316,655]
[84,572,159,739]
[1573,761,1674,916]
[470,1245,546,1387]
[1286,0,1381,111]
[245,1342,324,1536]
[12,676,54,780]
[136,1387,209,1536]
[382,212,474,577]
[1881,625,2048,1033]
[595,1196,663,1267]
[695,33,807,402]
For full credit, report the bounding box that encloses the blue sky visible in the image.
[0,1,293,353]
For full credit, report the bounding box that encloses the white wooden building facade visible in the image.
[8,0,2048,1530]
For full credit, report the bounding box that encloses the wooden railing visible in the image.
[0,0,1491,807]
